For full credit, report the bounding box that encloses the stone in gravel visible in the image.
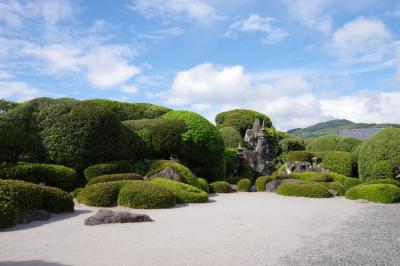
[328,189,338,196]
[266,179,302,192]
[84,209,152,226]
[19,210,51,224]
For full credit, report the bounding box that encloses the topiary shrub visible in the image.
[209,181,232,193]
[164,111,226,180]
[325,181,345,196]
[367,179,400,187]
[358,129,400,182]
[151,178,208,203]
[77,181,127,207]
[307,173,333,182]
[86,173,142,186]
[70,188,83,198]
[288,172,361,191]
[306,135,362,152]
[255,176,275,192]
[215,109,272,136]
[345,184,400,203]
[197,178,210,193]
[146,160,201,189]
[84,161,133,181]
[286,151,314,162]
[219,127,242,148]
[372,161,393,180]
[0,163,77,189]
[118,181,176,209]
[276,181,333,198]
[0,180,74,229]
[316,151,357,177]
[237,179,251,192]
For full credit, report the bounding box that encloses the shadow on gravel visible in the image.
[0,260,71,266]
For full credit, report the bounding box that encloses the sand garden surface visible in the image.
[1,193,399,266]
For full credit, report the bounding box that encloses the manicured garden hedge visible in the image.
[210,181,232,193]
[215,109,272,136]
[86,173,142,186]
[84,161,134,181]
[366,179,400,187]
[276,181,333,198]
[286,172,361,191]
[197,178,210,193]
[358,128,400,181]
[164,111,226,180]
[0,180,74,229]
[255,176,275,192]
[0,163,77,189]
[286,151,314,162]
[324,181,345,196]
[345,184,400,203]
[237,179,251,192]
[151,178,208,203]
[371,161,393,180]
[77,181,125,207]
[306,135,362,152]
[316,151,357,177]
[219,127,242,148]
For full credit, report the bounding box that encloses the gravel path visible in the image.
[276,203,400,266]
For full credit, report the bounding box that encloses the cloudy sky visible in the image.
[0,0,400,130]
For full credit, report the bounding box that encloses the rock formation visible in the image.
[84,210,152,226]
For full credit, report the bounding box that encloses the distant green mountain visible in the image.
[287,119,400,138]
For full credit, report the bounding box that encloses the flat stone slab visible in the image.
[265,179,302,192]
[19,210,51,224]
[84,209,152,226]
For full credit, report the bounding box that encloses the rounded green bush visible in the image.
[276,181,333,198]
[197,178,210,193]
[164,111,226,180]
[219,127,242,148]
[307,173,333,182]
[255,176,275,192]
[77,181,125,207]
[367,179,400,187]
[288,172,361,191]
[146,160,201,189]
[210,181,232,193]
[306,135,362,152]
[84,161,134,181]
[70,188,83,198]
[345,184,400,203]
[0,163,77,189]
[215,109,272,136]
[118,181,176,209]
[325,181,345,196]
[41,186,74,213]
[151,178,208,203]
[0,201,18,229]
[86,173,142,186]
[316,151,357,177]
[358,128,400,181]
[286,151,314,162]
[237,179,251,192]
[372,161,393,180]
[279,137,305,153]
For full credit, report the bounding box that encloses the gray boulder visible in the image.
[148,167,182,182]
[84,209,152,226]
[266,179,302,192]
[19,210,51,224]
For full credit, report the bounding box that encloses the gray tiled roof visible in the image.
[339,128,383,140]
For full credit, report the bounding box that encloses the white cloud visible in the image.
[226,14,288,44]
[129,0,220,24]
[284,0,333,33]
[0,81,41,101]
[331,17,392,63]
[138,26,186,40]
[121,85,140,94]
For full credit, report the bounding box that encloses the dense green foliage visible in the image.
[286,151,314,162]
[0,163,77,189]
[316,151,357,177]
[276,181,333,198]
[0,180,73,228]
[146,160,201,188]
[151,178,208,203]
[371,161,394,180]
[358,128,400,181]
[118,181,176,209]
[345,184,400,203]
[164,110,226,180]
[287,172,361,191]
[70,188,83,198]
[306,135,362,152]
[279,136,305,153]
[77,181,125,207]
[288,119,400,138]
[86,173,142,186]
[215,109,272,136]
[219,127,242,148]
[197,178,210,193]
[255,176,275,192]
[366,179,400,187]
[0,99,18,113]
[324,181,345,196]
[210,181,232,193]
[306,173,333,182]
[236,179,251,192]
[84,161,134,181]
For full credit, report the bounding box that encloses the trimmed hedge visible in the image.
[345,184,400,203]
[0,163,77,189]
[307,173,333,182]
[358,128,400,181]
[219,127,242,148]
[86,173,142,186]
[164,111,226,180]
[237,179,251,192]
[70,188,83,198]
[372,161,393,180]
[367,179,400,187]
[210,181,232,193]
[325,181,345,196]
[215,109,272,136]
[0,180,74,229]
[84,161,134,181]
[146,160,201,189]
[306,135,362,152]
[286,151,314,162]
[316,151,357,177]
[287,172,361,191]
[151,178,208,203]
[255,176,275,192]
[276,181,333,198]
[118,181,176,209]
[77,181,125,207]
[197,178,210,193]
[279,137,305,153]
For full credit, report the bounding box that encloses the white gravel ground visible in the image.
[0,193,395,266]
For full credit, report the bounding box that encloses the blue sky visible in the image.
[0,0,400,130]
